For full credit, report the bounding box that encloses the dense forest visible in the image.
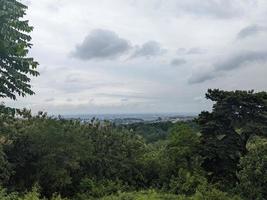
[0,1,267,200]
[0,89,267,200]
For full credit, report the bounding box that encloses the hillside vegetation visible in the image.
[0,90,266,200]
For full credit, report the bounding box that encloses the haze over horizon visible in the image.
[6,0,267,115]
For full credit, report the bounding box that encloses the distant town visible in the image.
[64,113,196,124]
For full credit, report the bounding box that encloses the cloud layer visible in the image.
[6,0,267,114]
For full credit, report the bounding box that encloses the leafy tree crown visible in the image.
[0,0,39,100]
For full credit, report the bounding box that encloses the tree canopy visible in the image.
[198,89,267,187]
[0,0,39,100]
[0,89,266,199]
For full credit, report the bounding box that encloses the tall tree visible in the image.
[0,0,38,100]
[198,89,267,187]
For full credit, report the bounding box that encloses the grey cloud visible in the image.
[96,93,152,99]
[45,98,55,102]
[237,25,267,39]
[131,41,166,59]
[170,58,187,66]
[189,50,267,84]
[59,74,124,93]
[176,48,187,54]
[65,73,81,83]
[45,0,63,12]
[188,71,217,84]
[60,82,120,94]
[66,98,72,102]
[187,48,205,55]
[61,75,102,93]
[179,0,248,19]
[73,29,131,60]
[215,50,267,71]
[177,47,205,55]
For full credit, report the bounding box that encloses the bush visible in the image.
[100,187,242,200]
[169,169,206,195]
[75,178,129,199]
[100,190,182,200]
[0,186,67,200]
[0,187,18,200]
[189,183,242,200]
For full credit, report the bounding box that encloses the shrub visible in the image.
[190,183,242,200]
[0,186,67,200]
[0,187,18,200]
[169,169,206,195]
[76,178,129,199]
[100,190,182,200]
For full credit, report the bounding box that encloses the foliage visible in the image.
[237,136,267,200]
[159,123,203,189]
[198,89,267,187]
[80,125,145,187]
[0,187,18,200]
[137,122,204,192]
[123,122,174,143]
[139,141,166,188]
[190,183,242,200]
[100,185,242,200]
[0,186,67,200]
[0,0,39,100]
[100,190,181,200]
[169,169,206,196]
[0,144,11,184]
[3,112,91,196]
[75,178,129,199]
[166,123,201,171]
[0,89,266,199]
[0,109,146,197]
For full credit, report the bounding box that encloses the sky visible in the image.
[5,0,267,115]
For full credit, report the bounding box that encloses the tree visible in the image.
[166,123,201,172]
[237,136,267,200]
[163,123,204,195]
[0,0,39,100]
[198,89,267,187]
[4,112,92,197]
[0,145,11,185]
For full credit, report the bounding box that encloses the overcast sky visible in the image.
[6,0,267,115]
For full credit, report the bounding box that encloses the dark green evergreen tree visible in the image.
[198,89,267,187]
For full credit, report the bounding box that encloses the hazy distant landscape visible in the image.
[63,113,196,124]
